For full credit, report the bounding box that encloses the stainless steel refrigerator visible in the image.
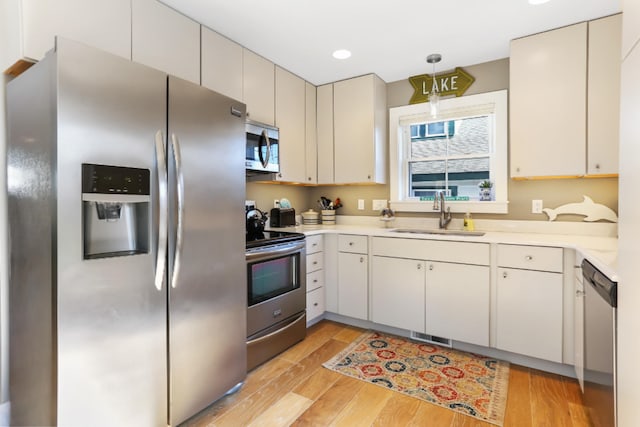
[7,38,247,426]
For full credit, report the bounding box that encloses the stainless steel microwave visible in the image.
[246,120,279,174]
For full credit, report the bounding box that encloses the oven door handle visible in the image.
[246,240,306,262]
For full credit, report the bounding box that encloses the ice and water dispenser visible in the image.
[82,163,150,259]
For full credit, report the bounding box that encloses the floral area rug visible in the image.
[323,330,509,426]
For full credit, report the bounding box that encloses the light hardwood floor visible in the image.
[184,320,590,427]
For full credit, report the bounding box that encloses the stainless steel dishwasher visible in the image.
[582,259,617,427]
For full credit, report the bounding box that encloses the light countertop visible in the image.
[271,219,618,281]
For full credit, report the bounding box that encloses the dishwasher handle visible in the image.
[582,259,617,308]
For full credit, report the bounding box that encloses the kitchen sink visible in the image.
[389,228,486,237]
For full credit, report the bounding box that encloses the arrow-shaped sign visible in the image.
[408,67,475,104]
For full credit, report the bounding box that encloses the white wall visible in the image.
[617,1,640,426]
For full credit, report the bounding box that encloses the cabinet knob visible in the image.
[417,264,422,270]
[595,164,601,170]
[576,290,586,297]
[349,242,354,246]
[429,264,434,271]
[313,279,318,283]
[525,255,533,261]
[360,257,364,263]
[516,167,520,172]
[278,173,282,178]
[312,243,318,247]
[308,177,312,181]
[313,302,318,307]
[313,261,318,265]
[502,271,508,279]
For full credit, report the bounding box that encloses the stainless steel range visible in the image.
[246,231,307,370]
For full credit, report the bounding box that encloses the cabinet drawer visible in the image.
[338,234,368,254]
[306,252,324,273]
[307,269,324,292]
[306,234,323,254]
[372,237,489,266]
[497,244,563,273]
[307,286,325,321]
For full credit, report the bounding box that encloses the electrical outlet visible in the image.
[357,199,365,210]
[372,199,387,211]
[532,199,543,214]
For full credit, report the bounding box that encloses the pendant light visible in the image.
[427,53,442,117]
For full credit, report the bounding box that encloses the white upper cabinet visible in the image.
[510,22,587,178]
[13,0,131,65]
[132,0,200,84]
[243,49,275,126]
[587,14,622,176]
[510,16,622,179]
[201,27,243,101]
[275,66,306,183]
[316,84,335,184]
[305,82,318,184]
[333,74,387,184]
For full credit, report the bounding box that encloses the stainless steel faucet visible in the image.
[439,191,452,229]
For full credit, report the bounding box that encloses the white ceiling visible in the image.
[160,0,621,86]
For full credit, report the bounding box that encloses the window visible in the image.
[389,90,508,214]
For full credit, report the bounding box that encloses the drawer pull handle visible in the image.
[525,255,533,261]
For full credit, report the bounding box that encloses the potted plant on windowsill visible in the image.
[478,180,493,201]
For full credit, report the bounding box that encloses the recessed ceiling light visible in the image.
[528,0,551,4]
[332,49,352,60]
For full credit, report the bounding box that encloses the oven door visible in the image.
[246,240,306,337]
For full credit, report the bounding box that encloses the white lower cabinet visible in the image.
[496,267,563,363]
[337,235,368,320]
[371,256,425,332]
[426,262,490,346]
[496,244,564,363]
[371,237,490,346]
[305,235,325,325]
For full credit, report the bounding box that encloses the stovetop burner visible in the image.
[246,230,305,249]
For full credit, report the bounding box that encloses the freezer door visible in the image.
[54,39,168,426]
[167,76,247,425]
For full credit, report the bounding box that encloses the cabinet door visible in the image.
[426,262,490,346]
[201,27,243,101]
[132,0,200,84]
[510,23,587,178]
[574,270,585,391]
[305,82,318,184]
[20,0,131,62]
[496,268,563,362]
[316,84,335,184]
[275,66,306,182]
[371,256,425,332]
[334,75,374,184]
[243,49,275,125]
[587,14,622,176]
[337,252,368,320]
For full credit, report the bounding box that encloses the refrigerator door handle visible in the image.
[170,133,184,289]
[154,130,168,291]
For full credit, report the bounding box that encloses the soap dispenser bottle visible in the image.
[463,212,475,231]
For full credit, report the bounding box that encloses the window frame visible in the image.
[389,89,509,214]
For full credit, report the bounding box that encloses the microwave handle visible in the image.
[258,129,271,169]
